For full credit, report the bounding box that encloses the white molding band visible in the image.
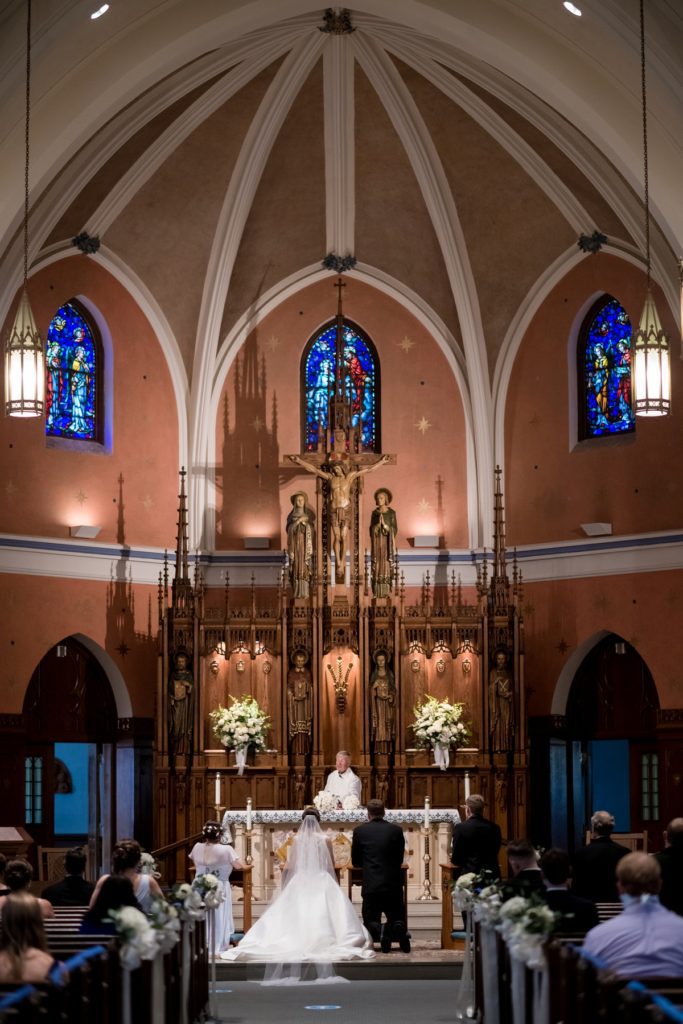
[2,531,682,590]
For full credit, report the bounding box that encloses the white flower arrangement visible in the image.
[341,794,360,811]
[148,898,181,954]
[452,871,477,911]
[471,884,503,927]
[209,696,270,752]
[170,881,205,922]
[108,905,160,970]
[411,696,469,750]
[313,790,337,812]
[139,851,161,878]
[497,898,556,968]
[192,872,225,910]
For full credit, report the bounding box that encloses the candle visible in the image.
[464,772,471,801]
[246,797,252,831]
[214,772,221,807]
[424,797,430,829]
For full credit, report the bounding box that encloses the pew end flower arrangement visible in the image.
[210,695,270,774]
[411,696,470,770]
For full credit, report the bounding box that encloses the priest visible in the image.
[324,751,362,807]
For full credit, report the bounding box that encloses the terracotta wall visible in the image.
[215,277,468,550]
[0,258,179,547]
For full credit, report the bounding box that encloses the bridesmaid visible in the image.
[189,821,243,954]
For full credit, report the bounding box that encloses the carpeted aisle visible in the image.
[213,978,460,1023]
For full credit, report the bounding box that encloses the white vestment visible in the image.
[324,768,362,804]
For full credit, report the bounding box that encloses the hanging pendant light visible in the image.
[632,0,670,417]
[4,0,44,418]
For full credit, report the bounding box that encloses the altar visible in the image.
[221,808,460,902]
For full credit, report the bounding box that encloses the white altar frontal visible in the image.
[221,808,460,903]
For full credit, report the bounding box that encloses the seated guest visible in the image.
[0,894,61,983]
[42,847,95,907]
[582,852,683,977]
[572,810,630,903]
[654,817,683,916]
[540,848,599,934]
[506,840,545,895]
[81,875,140,934]
[451,794,501,880]
[89,839,163,914]
[0,854,9,897]
[0,859,53,919]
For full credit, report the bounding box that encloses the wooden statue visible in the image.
[287,649,313,754]
[370,650,396,754]
[489,648,513,752]
[286,491,314,598]
[168,650,194,760]
[370,488,397,598]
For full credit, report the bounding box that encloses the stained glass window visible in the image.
[302,320,379,451]
[45,301,99,441]
[579,296,635,439]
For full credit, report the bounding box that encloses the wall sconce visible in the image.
[462,657,472,676]
[235,658,246,673]
[209,659,219,676]
[410,658,421,673]
[70,525,101,539]
[436,658,446,675]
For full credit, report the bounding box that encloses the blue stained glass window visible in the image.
[45,301,98,441]
[303,320,379,451]
[580,296,635,439]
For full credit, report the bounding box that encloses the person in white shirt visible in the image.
[324,751,362,807]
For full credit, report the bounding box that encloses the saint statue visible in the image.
[286,491,314,598]
[287,649,313,755]
[489,648,513,752]
[168,650,194,760]
[289,452,390,580]
[370,488,397,598]
[370,650,396,754]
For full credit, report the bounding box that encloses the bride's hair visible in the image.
[302,806,320,821]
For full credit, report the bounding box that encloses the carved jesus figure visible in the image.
[289,452,390,579]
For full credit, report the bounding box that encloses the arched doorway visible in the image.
[562,634,659,851]
[22,636,119,876]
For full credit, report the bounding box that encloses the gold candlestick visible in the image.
[418,826,437,900]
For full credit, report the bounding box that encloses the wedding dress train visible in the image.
[220,813,373,981]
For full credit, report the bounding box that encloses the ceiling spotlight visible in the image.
[91,4,109,19]
[563,2,582,15]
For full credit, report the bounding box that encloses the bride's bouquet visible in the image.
[210,697,270,774]
[313,790,337,812]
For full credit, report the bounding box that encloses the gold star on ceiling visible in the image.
[415,416,432,434]
[75,489,87,505]
[417,498,433,513]
[266,335,279,352]
[556,638,569,655]
[5,480,17,496]
[398,336,415,352]
[142,496,153,511]
[252,416,263,432]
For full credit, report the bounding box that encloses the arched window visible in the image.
[578,295,635,440]
[45,300,101,443]
[302,319,380,452]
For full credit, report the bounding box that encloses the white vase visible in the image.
[234,746,248,775]
[433,742,450,770]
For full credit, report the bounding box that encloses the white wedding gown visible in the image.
[221,814,373,979]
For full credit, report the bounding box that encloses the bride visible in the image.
[220,806,374,981]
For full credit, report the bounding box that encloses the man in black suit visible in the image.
[42,847,95,907]
[351,798,409,953]
[451,794,501,880]
[506,839,546,896]
[572,810,630,903]
[654,817,683,916]
[540,848,599,934]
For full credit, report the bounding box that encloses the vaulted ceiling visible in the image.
[0,0,681,543]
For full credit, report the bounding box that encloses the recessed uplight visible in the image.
[563,2,582,15]
[91,4,109,18]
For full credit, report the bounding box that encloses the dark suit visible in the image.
[42,874,95,907]
[352,817,405,941]
[504,868,546,898]
[654,846,683,916]
[451,814,502,879]
[544,887,600,934]
[572,836,630,903]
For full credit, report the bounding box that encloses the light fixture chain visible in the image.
[639,0,650,285]
[23,0,32,288]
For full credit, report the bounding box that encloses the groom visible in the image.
[351,799,410,953]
